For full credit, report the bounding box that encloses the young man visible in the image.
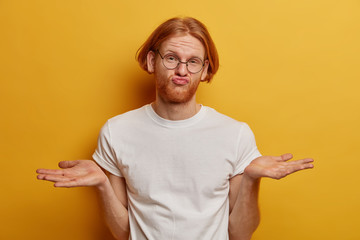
[37,17,314,240]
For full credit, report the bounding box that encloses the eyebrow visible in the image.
[162,50,204,61]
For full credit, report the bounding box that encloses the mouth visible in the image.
[172,77,189,86]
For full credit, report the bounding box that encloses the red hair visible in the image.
[136,17,219,82]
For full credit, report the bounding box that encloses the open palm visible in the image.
[37,160,107,188]
[244,153,314,180]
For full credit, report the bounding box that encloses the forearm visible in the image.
[96,179,129,240]
[228,175,261,240]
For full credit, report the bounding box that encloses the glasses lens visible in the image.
[161,53,204,73]
[187,58,203,73]
[163,54,179,69]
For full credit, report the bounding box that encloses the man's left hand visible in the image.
[244,153,314,180]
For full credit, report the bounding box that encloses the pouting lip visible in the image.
[172,77,189,85]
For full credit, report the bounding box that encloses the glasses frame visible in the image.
[156,50,205,74]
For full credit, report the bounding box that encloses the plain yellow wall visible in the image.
[1,1,359,239]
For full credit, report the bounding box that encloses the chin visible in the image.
[162,92,194,104]
[156,74,201,104]
[161,84,198,104]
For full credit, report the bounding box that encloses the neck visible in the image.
[152,96,201,121]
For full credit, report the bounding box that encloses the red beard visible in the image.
[156,78,200,104]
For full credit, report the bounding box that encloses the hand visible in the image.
[244,153,314,180]
[37,160,108,188]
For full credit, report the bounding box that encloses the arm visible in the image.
[228,153,314,240]
[37,160,130,240]
[97,172,129,240]
[228,174,260,240]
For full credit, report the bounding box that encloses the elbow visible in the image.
[111,229,130,240]
[228,217,260,240]
[228,230,256,240]
[107,218,130,240]
[114,236,128,240]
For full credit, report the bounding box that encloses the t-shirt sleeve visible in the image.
[231,123,262,177]
[92,121,123,177]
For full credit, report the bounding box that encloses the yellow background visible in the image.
[1,0,359,239]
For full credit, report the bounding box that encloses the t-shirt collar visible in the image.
[145,104,207,128]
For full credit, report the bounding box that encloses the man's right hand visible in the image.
[37,160,108,188]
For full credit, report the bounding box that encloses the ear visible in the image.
[200,60,209,82]
[146,51,156,73]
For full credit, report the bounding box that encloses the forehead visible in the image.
[160,34,205,56]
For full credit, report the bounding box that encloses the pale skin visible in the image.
[37,34,314,240]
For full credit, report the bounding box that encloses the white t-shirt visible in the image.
[93,104,261,240]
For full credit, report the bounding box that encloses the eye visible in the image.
[164,54,178,63]
[188,58,202,65]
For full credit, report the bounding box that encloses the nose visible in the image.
[175,62,188,76]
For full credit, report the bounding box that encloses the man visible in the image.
[37,17,314,240]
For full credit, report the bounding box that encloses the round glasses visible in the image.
[157,50,205,74]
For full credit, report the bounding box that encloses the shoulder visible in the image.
[107,105,148,126]
[203,106,257,142]
[203,106,249,129]
[97,105,149,136]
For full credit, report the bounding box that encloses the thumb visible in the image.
[277,153,293,162]
[58,160,79,169]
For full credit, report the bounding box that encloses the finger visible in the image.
[36,168,65,175]
[288,158,314,165]
[54,181,78,188]
[37,174,73,182]
[58,160,79,169]
[54,178,86,188]
[287,162,314,174]
[274,153,293,162]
